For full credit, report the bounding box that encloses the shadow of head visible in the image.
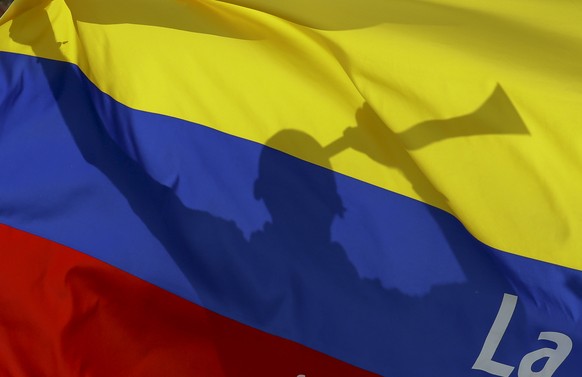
[254,130,344,239]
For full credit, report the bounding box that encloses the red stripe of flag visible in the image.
[0,224,377,376]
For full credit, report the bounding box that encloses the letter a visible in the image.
[472,294,517,377]
[517,332,572,377]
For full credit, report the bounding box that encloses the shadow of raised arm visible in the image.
[9,8,259,310]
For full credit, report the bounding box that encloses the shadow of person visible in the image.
[8,10,523,376]
[246,133,514,373]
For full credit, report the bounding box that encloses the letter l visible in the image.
[472,293,518,377]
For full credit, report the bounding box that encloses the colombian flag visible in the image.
[1,0,582,376]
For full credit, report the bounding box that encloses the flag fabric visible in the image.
[1,0,582,375]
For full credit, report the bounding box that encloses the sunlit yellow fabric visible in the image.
[1,0,582,270]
